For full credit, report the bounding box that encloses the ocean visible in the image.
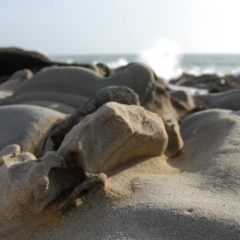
[48,54,240,81]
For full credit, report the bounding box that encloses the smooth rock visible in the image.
[0,64,178,121]
[0,69,33,92]
[194,88,240,110]
[0,105,66,157]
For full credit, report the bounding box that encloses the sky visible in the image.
[1,0,240,54]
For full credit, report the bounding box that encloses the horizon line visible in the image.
[48,52,240,56]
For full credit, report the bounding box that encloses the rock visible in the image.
[194,88,240,111]
[0,63,178,122]
[8,69,33,80]
[47,86,140,151]
[169,90,196,111]
[58,102,168,174]
[0,69,33,92]
[0,91,12,100]
[21,100,77,114]
[95,63,111,76]
[0,47,52,79]
[0,105,66,157]
[170,73,239,93]
[0,147,84,230]
[164,119,184,158]
[0,91,88,111]
[0,101,169,239]
[20,108,240,240]
[0,144,20,165]
[0,47,101,81]
[142,81,179,121]
[223,74,240,88]
[168,90,205,120]
[7,64,154,104]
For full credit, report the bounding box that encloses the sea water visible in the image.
[48,54,240,81]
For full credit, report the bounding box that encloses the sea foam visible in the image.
[137,38,183,81]
[93,58,129,69]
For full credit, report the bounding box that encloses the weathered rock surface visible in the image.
[23,109,240,240]
[0,102,169,240]
[5,110,232,240]
[2,54,240,240]
[164,119,184,158]
[0,105,66,157]
[58,102,168,174]
[48,86,140,151]
[0,146,86,239]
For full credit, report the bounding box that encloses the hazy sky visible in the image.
[1,0,240,54]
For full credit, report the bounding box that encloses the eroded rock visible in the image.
[0,102,169,239]
[48,86,140,151]
[164,119,184,158]
[0,105,66,157]
[0,147,82,228]
[58,102,168,174]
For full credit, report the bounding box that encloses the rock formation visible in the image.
[48,86,140,151]
[194,88,240,110]
[0,105,66,157]
[0,47,103,77]
[0,69,33,93]
[169,73,240,93]
[0,102,169,239]
[58,102,168,174]
[1,54,239,240]
[0,63,179,122]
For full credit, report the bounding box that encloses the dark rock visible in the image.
[170,73,240,93]
[0,47,101,82]
[96,63,111,77]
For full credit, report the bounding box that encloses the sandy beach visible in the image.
[0,48,239,240]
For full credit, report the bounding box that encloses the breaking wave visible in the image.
[137,38,240,80]
[137,38,183,81]
[93,58,129,69]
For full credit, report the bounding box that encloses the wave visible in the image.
[66,58,73,64]
[230,68,240,76]
[137,38,183,81]
[105,58,128,69]
[93,58,128,69]
[137,38,240,80]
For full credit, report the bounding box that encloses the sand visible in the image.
[29,109,240,240]
[0,63,239,240]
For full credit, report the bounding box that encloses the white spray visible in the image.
[137,38,183,81]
